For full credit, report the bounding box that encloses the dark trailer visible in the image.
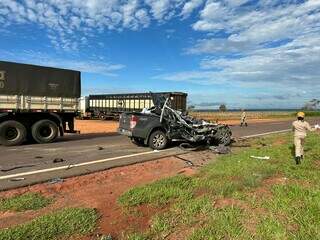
[86,92,187,120]
[0,61,81,146]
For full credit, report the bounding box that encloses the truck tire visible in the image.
[148,130,168,150]
[0,120,27,146]
[31,119,58,144]
[99,113,107,120]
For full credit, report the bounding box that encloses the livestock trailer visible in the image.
[0,61,81,146]
[83,92,187,119]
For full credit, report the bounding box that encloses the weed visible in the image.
[0,208,98,240]
[0,192,53,212]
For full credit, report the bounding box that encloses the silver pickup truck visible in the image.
[118,93,232,150]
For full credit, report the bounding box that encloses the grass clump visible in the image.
[118,175,194,207]
[189,207,249,240]
[118,133,320,239]
[0,192,53,212]
[0,208,98,240]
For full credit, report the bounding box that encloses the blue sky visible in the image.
[1,0,320,109]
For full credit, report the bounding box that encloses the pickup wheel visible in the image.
[31,120,58,144]
[0,120,27,146]
[148,130,168,150]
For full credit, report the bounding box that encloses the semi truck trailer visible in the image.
[0,61,81,146]
[81,92,187,120]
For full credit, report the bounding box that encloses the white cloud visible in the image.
[158,33,320,90]
[181,0,204,18]
[0,0,194,50]
[153,0,320,108]
[0,0,165,50]
[0,49,125,76]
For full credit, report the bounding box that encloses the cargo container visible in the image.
[83,92,187,120]
[0,61,81,146]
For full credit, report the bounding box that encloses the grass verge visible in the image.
[119,132,320,239]
[0,208,98,240]
[0,192,53,212]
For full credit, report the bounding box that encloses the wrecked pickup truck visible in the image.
[118,93,232,150]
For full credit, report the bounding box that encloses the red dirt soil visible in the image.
[0,153,209,239]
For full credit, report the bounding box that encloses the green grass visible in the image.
[0,208,98,240]
[118,132,320,239]
[118,175,195,207]
[0,192,53,212]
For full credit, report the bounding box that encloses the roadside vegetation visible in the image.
[119,132,320,239]
[0,208,98,240]
[190,110,320,122]
[0,192,53,212]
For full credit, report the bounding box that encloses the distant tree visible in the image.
[219,104,227,112]
[187,105,195,111]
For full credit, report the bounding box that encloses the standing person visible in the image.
[240,110,248,127]
[292,112,315,165]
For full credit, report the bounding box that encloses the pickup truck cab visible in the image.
[118,112,169,149]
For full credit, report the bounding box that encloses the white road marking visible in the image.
[239,129,291,139]
[0,149,169,180]
[0,128,293,181]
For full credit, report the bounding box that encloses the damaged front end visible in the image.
[150,93,232,147]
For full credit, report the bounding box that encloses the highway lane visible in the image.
[0,118,319,190]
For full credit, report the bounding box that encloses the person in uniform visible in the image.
[240,110,248,127]
[292,112,316,165]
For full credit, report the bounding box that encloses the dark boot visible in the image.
[245,123,248,127]
[301,155,304,160]
[295,156,301,165]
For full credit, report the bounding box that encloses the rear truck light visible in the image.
[130,115,138,129]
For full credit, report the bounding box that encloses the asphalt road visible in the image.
[1,118,319,191]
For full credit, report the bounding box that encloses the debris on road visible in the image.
[47,178,64,184]
[209,144,231,154]
[174,155,194,166]
[250,155,271,160]
[179,142,210,151]
[9,177,26,182]
[53,158,65,163]
[0,164,36,172]
[66,165,74,170]
[97,146,104,150]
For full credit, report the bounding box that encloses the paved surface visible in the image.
[0,118,319,191]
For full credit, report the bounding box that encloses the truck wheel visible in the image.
[0,120,27,146]
[99,113,107,120]
[31,120,58,144]
[148,130,168,150]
